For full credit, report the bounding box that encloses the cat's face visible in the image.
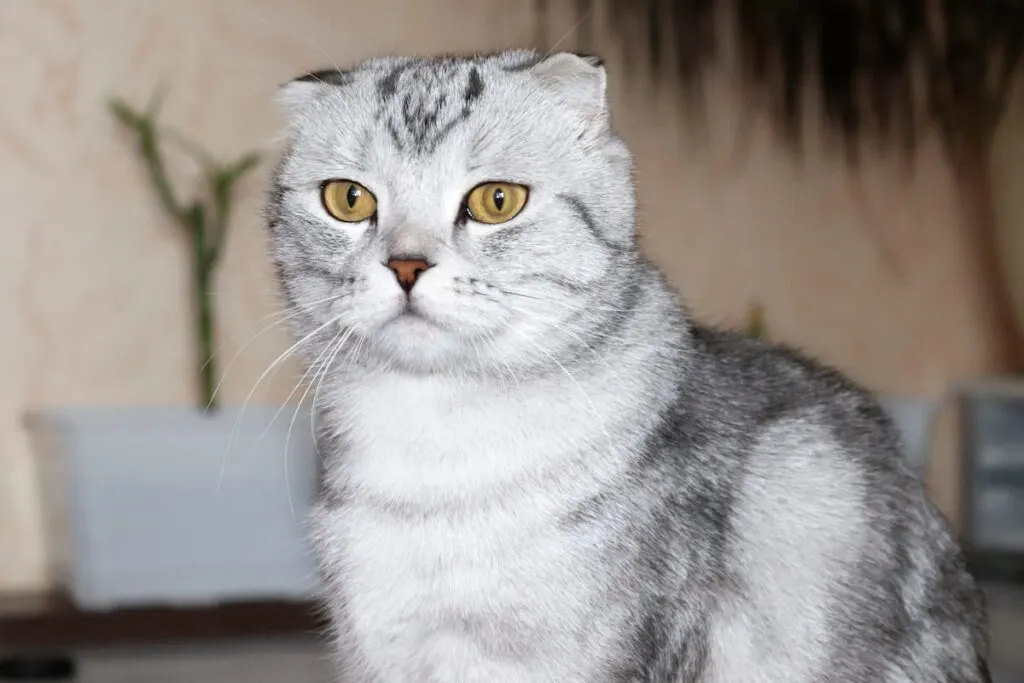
[268,50,635,376]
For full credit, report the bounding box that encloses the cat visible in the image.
[266,49,990,682]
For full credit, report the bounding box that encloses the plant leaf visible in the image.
[224,151,261,185]
[108,98,142,129]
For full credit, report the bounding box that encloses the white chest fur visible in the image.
[312,371,639,682]
[336,372,627,500]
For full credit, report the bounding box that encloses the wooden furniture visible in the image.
[0,593,322,650]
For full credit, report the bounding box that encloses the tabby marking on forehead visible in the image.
[374,60,487,154]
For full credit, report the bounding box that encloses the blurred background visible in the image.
[3,0,1024,680]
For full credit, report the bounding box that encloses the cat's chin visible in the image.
[372,314,468,374]
[383,310,444,337]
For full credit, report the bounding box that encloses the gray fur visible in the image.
[266,49,989,682]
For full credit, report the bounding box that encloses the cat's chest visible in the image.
[328,385,596,624]
[315,376,629,678]
[335,373,618,501]
[315,497,606,680]
[327,496,582,612]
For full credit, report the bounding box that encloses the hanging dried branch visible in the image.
[556,0,1024,162]
[544,1,1024,371]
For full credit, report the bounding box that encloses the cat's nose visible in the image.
[387,257,431,293]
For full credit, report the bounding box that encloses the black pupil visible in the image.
[492,187,505,211]
[346,185,361,208]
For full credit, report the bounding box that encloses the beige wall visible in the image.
[0,0,1013,592]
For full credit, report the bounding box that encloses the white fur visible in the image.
[708,417,868,682]
[311,344,672,681]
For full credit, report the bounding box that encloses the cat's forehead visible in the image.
[367,58,491,155]
[281,49,607,173]
[288,52,537,161]
[359,51,536,103]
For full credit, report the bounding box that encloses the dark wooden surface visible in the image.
[966,551,1024,585]
[0,592,323,650]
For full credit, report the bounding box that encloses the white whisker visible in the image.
[501,301,662,355]
[259,328,341,445]
[544,4,595,57]
[309,326,359,462]
[204,292,346,413]
[502,324,614,453]
[284,329,353,516]
[500,288,637,314]
[217,314,341,493]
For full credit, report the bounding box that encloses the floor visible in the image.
[68,643,1024,683]
[73,636,332,683]
[71,635,1024,681]
[986,583,1024,682]
[48,583,1024,682]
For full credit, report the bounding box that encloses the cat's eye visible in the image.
[464,182,529,225]
[321,180,377,223]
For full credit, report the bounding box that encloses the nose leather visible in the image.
[387,257,430,293]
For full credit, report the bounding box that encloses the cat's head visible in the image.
[267,49,637,376]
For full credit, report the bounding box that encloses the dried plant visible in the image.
[543,1,1024,370]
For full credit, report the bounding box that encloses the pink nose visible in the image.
[387,257,430,293]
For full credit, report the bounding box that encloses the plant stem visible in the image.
[194,233,218,412]
[196,275,217,412]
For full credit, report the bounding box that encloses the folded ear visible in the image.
[529,52,608,128]
[275,69,353,120]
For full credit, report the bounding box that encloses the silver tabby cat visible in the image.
[266,49,990,682]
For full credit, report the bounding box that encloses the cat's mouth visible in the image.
[386,299,444,331]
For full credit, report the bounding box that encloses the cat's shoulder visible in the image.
[681,321,904,464]
[687,322,853,389]
[686,321,877,408]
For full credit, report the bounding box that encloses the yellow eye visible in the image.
[465,182,529,225]
[321,180,377,223]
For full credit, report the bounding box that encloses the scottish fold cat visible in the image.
[267,49,989,682]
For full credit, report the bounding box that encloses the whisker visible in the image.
[501,302,662,355]
[501,304,602,358]
[467,337,493,387]
[544,4,595,57]
[217,314,341,493]
[502,324,614,452]
[203,292,346,412]
[256,291,350,324]
[501,359,522,388]
[499,288,637,314]
[309,326,359,462]
[284,329,353,515]
[259,329,341,444]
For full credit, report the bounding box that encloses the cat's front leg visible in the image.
[410,631,552,683]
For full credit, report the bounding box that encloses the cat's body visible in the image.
[267,49,989,682]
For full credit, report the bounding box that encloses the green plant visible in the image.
[109,90,261,411]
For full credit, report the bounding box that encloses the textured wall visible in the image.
[0,0,1010,592]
